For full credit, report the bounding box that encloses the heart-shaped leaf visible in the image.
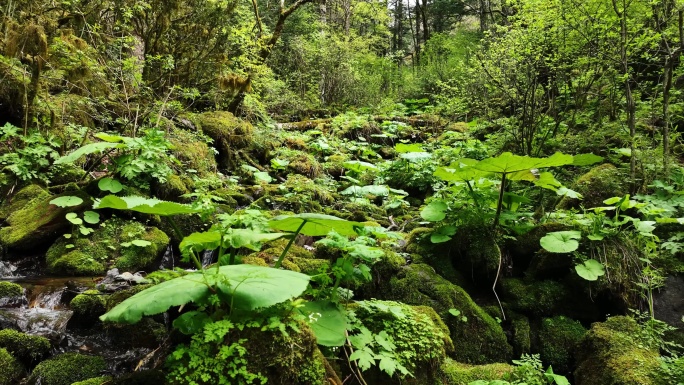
[299,300,348,347]
[431,225,456,243]
[421,200,447,222]
[98,178,123,193]
[540,231,581,253]
[83,211,100,224]
[65,212,83,225]
[575,259,605,281]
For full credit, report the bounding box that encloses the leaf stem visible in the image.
[274,220,307,268]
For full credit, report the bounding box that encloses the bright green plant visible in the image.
[468,354,569,385]
[0,123,60,185]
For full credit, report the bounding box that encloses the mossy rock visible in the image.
[0,184,46,221]
[500,278,570,317]
[50,164,87,186]
[270,148,323,178]
[509,313,531,357]
[0,329,50,366]
[166,320,327,385]
[322,153,350,177]
[46,218,169,275]
[0,281,24,307]
[70,376,112,385]
[437,358,513,385]
[557,164,625,209]
[508,222,567,270]
[69,290,106,327]
[194,111,254,169]
[290,257,329,274]
[379,263,512,364]
[153,174,191,201]
[0,185,89,251]
[349,300,453,384]
[0,347,23,385]
[106,317,167,349]
[29,353,106,385]
[574,316,661,385]
[168,125,217,177]
[538,316,586,375]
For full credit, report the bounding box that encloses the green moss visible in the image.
[168,125,217,177]
[290,257,329,274]
[539,316,586,374]
[145,269,187,284]
[271,148,323,178]
[574,316,661,385]
[47,250,106,275]
[0,184,46,220]
[104,284,153,311]
[0,329,50,365]
[557,164,625,209]
[510,313,531,357]
[0,281,22,298]
[194,111,254,169]
[29,353,106,385]
[382,263,512,364]
[322,153,350,177]
[501,278,569,316]
[107,370,165,384]
[0,347,23,385]
[0,185,89,251]
[437,358,513,385]
[70,376,112,385]
[352,300,453,383]
[69,290,106,327]
[46,218,169,275]
[154,174,191,200]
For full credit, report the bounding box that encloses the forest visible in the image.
[0,0,683,384]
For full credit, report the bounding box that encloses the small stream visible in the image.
[0,259,166,375]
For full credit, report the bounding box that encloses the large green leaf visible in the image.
[101,265,310,323]
[471,152,574,174]
[421,200,447,222]
[98,177,123,193]
[572,154,604,166]
[94,195,201,216]
[395,143,424,153]
[222,229,287,251]
[299,300,348,347]
[179,231,222,257]
[575,259,605,281]
[434,159,489,182]
[269,213,362,236]
[54,142,123,165]
[342,161,378,172]
[540,231,581,253]
[215,264,310,311]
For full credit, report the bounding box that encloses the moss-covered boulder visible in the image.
[0,281,24,307]
[29,353,106,385]
[378,263,512,364]
[69,290,106,327]
[46,218,169,275]
[557,164,625,209]
[166,319,329,385]
[574,316,661,385]
[194,111,254,169]
[0,185,89,251]
[108,370,165,384]
[0,347,23,385]
[0,329,50,366]
[270,148,323,178]
[500,278,570,317]
[437,358,513,385]
[168,126,217,177]
[538,316,586,375]
[510,313,531,357]
[348,300,453,384]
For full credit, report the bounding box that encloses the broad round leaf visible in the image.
[269,213,363,237]
[540,231,581,253]
[50,196,83,207]
[65,212,83,225]
[342,161,377,173]
[94,195,201,216]
[299,300,348,347]
[98,177,123,193]
[421,200,447,222]
[430,225,456,243]
[575,259,605,281]
[83,211,100,224]
[131,239,152,247]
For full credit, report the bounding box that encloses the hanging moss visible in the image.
[70,376,112,385]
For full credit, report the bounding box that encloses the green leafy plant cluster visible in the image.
[0,123,60,185]
[468,354,568,385]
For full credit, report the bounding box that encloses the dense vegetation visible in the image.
[1,0,684,384]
